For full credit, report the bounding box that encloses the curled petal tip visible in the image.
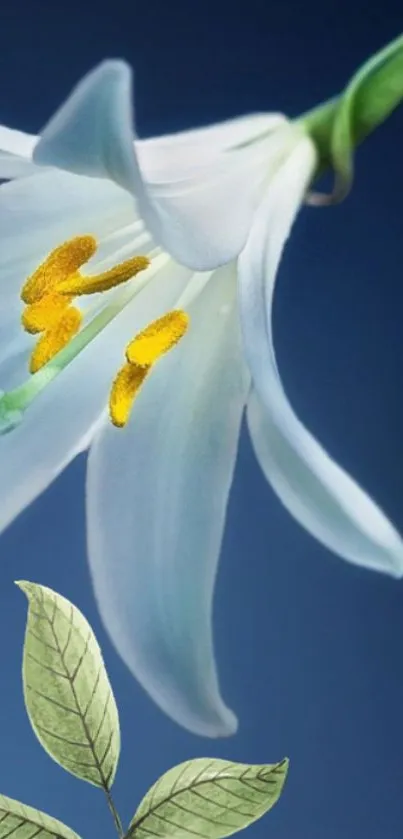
[214,710,239,739]
[155,695,239,739]
[196,711,239,740]
[161,695,239,739]
[98,58,131,74]
[387,549,403,580]
[83,59,132,90]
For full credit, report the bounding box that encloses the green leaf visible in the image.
[16,581,120,789]
[129,758,289,839]
[0,793,81,839]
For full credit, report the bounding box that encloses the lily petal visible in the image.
[239,137,403,577]
[135,113,287,182]
[86,263,249,737]
[33,61,291,271]
[0,125,38,179]
[0,259,191,534]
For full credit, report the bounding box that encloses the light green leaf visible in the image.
[129,757,289,839]
[0,792,81,839]
[16,581,120,790]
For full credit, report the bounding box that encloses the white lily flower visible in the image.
[0,61,402,738]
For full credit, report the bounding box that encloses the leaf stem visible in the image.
[104,786,125,839]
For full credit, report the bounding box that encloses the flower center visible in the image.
[0,236,189,433]
[20,235,151,373]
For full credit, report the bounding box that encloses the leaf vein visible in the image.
[27,631,58,653]
[26,652,69,680]
[25,684,80,716]
[92,690,112,746]
[82,663,102,720]
[190,788,255,819]
[34,722,92,749]
[99,729,114,769]
[60,604,75,659]
[71,631,92,682]
[238,777,277,792]
[211,781,261,807]
[1,820,24,839]
[25,826,44,839]
[146,811,207,838]
[0,814,11,825]
[169,796,248,828]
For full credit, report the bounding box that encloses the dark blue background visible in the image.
[0,1,402,837]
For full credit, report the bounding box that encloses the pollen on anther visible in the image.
[22,292,73,334]
[126,310,189,368]
[108,309,190,428]
[29,306,83,373]
[109,363,149,428]
[21,235,97,304]
[55,255,151,297]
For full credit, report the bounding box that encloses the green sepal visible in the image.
[331,33,403,200]
[300,33,403,202]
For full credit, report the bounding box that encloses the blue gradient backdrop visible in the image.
[0,1,402,837]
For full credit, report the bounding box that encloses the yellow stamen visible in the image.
[109,363,149,428]
[29,306,82,373]
[126,310,189,368]
[21,236,97,304]
[55,255,151,296]
[19,235,154,385]
[21,292,73,334]
[109,309,190,428]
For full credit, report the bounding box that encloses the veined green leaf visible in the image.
[16,581,120,789]
[129,758,289,839]
[0,793,81,839]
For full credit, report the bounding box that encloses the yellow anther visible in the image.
[109,363,149,428]
[19,234,154,384]
[109,309,190,428]
[29,306,82,373]
[21,292,73,334]
[55,255,151,297]
[126,310,189,368]
[21,236,97,304]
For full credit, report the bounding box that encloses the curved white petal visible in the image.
[238,137,403,577]
[0,259,190,534]
[135,113,287,182]
[86,264,249,737]
[0,125,37,157]
[0,125,38,178]
[247,390,403,576]
[33,60,292,270]
[34,62,140,188]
